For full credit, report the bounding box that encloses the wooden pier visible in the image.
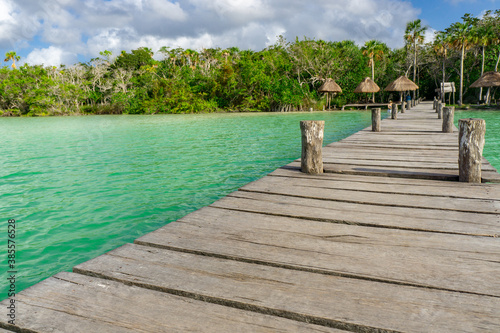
[2,101,500,332]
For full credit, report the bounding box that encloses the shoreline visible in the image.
[2,104,500,118]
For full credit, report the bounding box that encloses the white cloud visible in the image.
[424,28,438,44]
[24,46,77,66]
[1,0,421,65]
[147,0,188,20]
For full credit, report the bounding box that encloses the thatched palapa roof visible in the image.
[354,77,380,93]
[318,78,342,93]
[470,71,500,88]
[385,76,418,91]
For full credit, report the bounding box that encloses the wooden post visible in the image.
[300,121,324,174]
[433,98,437,110]
[437,102,444,119]
[407,99,411,110]
[372,108,381,132]
[442,106,454,133]
[391,103,398,119]
[401,101,406,113]
[459,118,486,183]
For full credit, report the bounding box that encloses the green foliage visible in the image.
[2,11,500,118]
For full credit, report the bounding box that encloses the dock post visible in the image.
[401,101,406,113]
[372,108,381,132]
[437,102,444,119]
[407,100,411,110]
[442,106,455,133]
[391,103,398,119]
[459,118,486,183]
[433,98,437,110]
[300,121,324,174]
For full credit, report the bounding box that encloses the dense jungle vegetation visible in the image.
[1,10,499,116]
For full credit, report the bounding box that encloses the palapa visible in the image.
[318,78,342,93]
[384,76,419,91]
[318,78,342,110]
[470,71,500,88]
[354,77,380,93]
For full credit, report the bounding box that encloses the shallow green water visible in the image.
[455,110,500,171]
[1,111,381,299]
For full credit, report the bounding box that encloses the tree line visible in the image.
[1,10,499,116]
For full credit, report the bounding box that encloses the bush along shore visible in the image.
[1,12,499,116]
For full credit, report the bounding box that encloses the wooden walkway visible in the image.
[2,102,500,332]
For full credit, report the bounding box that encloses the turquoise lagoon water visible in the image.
[455,110,500,171]
[0,111,382,298]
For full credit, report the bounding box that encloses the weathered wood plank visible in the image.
[239,174,500,214]
[0,272,341,333]
[269,168,500,199]
[287,161,500,182]
[320,158,496,170]
[212,191,500,236]
[135,206,500,297]
[321,152,492,166]
[74,244,500,333]
[320,162,500,183]
[339,137,458,145]
[325,142,458,150]
[322,158,492,171]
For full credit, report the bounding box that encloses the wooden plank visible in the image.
[212,192,500,236]
[286,160,500,182]
[339,137,458,145]
[322,150,462,160]
[135,206,500,297]
[299,157,496,171]
[319,162,500,183]
[74,243,500,333]
[325,142,458,150]
[321,152,491,165]
[320,158,497,170]
[239,174,500,214]
[269,168,500,200]
[0,272,341,333]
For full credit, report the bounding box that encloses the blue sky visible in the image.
[0,0,497,66]
[415,0,496,31]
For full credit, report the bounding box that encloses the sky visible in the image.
[0,0,497,66]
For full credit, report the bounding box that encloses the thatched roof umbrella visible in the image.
[384,75,418,102]
[470,71,500,88]
[354,77,380,103]
[318,78,342,110]
[470,71,500,104]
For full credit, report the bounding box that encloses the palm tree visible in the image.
[361,40,386,103]
[471,12,496,102]
[446,14,476,105]
[4,51,20,69]
[405,19,427,101]
[482,10,500,103]
[433,32,450,102]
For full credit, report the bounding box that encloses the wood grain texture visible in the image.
[135,206,500,297]
[239,174,500,214]
[74,244,500,333]
[0,272,341,333]
[213,191,500,236]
